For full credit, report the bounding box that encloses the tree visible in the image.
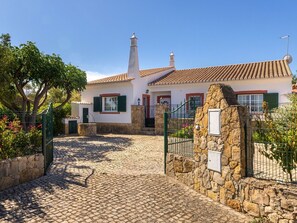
[293,74,297,84]
[253,94,297,181]
[0,34,87,128]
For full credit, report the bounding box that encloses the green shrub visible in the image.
[53,103,71,136]
[0,116,42,160]
[170,124,194,138]
[253,94,297,181]
[0,105,16,121]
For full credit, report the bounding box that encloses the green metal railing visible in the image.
[42,103,54,173]
[164,101,197,173]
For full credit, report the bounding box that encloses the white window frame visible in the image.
[237,94,263,113]
[103,96,118,112]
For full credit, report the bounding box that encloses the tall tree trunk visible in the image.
[21,100,27,131]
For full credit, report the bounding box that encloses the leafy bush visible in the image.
[0,116,42,160]
[170,124,194,138]
[0,105,16,121]
[253,94,297,181]
[53,103,71,136]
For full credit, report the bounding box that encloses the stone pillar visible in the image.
[64,123,69,135]
[131,105,144,133]
[193,84,250,210]
[155,104,168,135]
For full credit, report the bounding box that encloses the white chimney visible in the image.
[169,52,175,67]
[127,33,140,78]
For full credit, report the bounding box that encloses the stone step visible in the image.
[139,128,156,135]
[142,127,155,132]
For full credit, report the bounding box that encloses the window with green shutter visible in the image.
[117,95,127,112]
[93,97,102,112]
[263,93,279,110]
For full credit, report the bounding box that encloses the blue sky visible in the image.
[1,0,296,81]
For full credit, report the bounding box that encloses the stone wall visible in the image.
[96,122,133,134]
[131,105,145,132]
[166,154,297,222]
[0,154,44,191]
[78,123,97,136]
[96,105,145,134]
[166,84,297,222]
[240,178,297,222]
[155,104,168,135]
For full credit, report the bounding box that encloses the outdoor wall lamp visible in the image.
[137,98,140,105]
[145,89,149,94]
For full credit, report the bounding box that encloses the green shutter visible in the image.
[263,93,278,110]
[118,95,127,112]
[93,97,102,112]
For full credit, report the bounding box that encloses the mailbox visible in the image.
[207,150,221,172]
[208,109,221,135]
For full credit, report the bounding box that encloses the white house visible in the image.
[70,33,293,134]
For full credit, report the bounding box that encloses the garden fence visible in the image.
[247,106,297,183]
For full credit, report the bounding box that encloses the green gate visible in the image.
[42,103,54,173]
[164,100,197,173]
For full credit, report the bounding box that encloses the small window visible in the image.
[238,94,263,113]
[103,96,118,112]
[186,93,204,111]
[189,95,202,110]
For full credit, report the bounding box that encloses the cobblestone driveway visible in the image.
[0,134,251,222]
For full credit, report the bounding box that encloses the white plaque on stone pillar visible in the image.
[208,150,221,172]
[208,109,221,135]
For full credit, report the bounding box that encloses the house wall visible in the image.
[151,91,171,105]
[78,104,93,123]
[71,103,79,117]
[132,68,175,106]
[81,82,133,123]
[149,77,292,105]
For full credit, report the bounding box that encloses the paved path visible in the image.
[0,134,251,223]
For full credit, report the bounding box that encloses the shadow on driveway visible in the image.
[0,135,132,222]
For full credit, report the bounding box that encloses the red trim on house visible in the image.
[100,93,120,97]
[186,93,204,105]
[157,95,171,103]
[234,90,267,95]
[100,112,120,114]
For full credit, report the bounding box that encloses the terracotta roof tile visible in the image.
[149,60,292,86]
[87,73,133,85]
[88,67,173,85]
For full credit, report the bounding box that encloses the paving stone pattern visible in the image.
[0,134,251,222]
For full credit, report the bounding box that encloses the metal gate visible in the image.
[42,103,54,173]
[164,100,197,173]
